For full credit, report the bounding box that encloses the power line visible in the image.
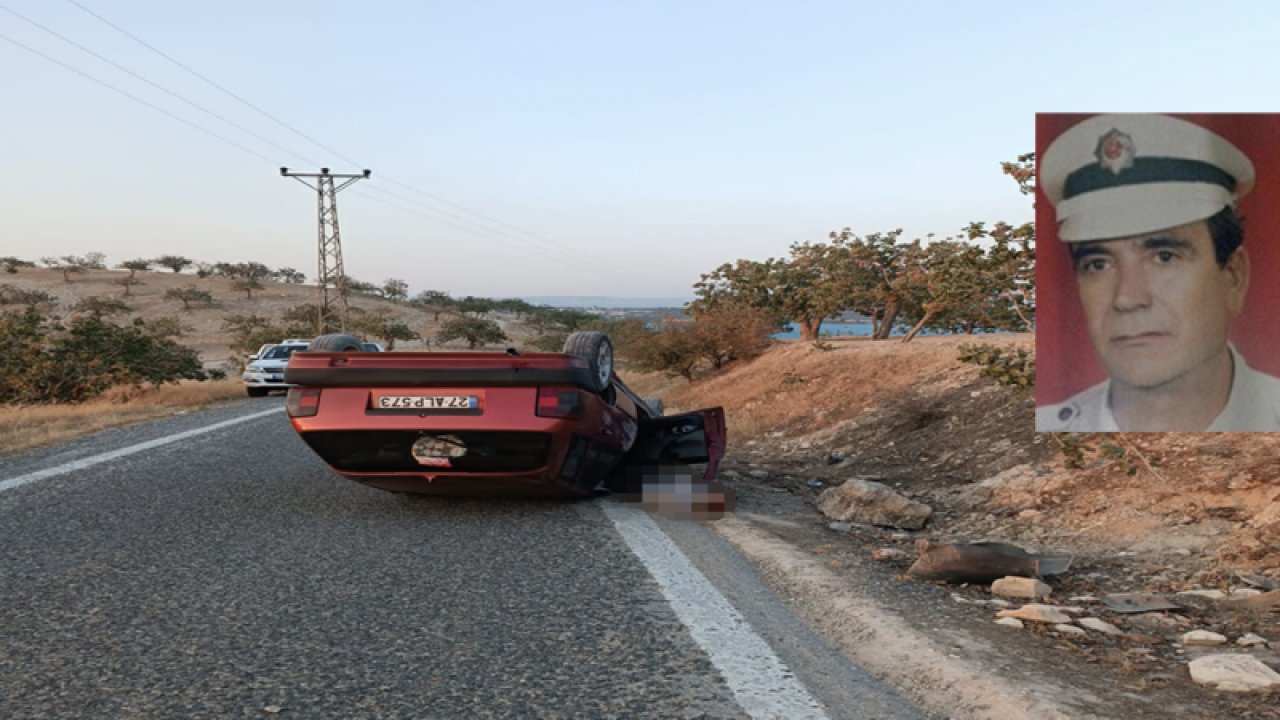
[1,1,320,167]
[361,183,618,274]
[378,174,606,262]
[3,25,609,277]
[62,0,359,168]
[346,189,614,276]
[61,0,620,273]
[0,30,279,165]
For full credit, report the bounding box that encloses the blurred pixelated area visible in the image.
[611,464,736,521]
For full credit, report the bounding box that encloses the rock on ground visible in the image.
[991,576,1052,600]
[996,604,1072,624]
[1176,589,1226,600]
[1188,654,1280,692]
[1078,617,1124,636]
[1181,630,1228,647]
[1236,633,1267,647]
[816,478,932,530]
[870,547,909,562]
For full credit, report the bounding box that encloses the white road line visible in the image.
[0,407,283,494]
[600,501,829,720]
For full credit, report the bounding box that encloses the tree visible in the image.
[690,302,778,369]
[1001,152,1036,196]
[0,285,56,309]
[274,267,306,284]
[41,256,88,283]
[0,309,209,404]
[221,313,302,367]
[232,277,264,299]
[689,255,837,341]
[72,296,132,318]
[146,316,193,339]
[823,229,916,340]
[164,285,214,310]
[436,316,508,349]
[283,304,317,325]
[454,296,498,315]
[153,255,193,273]
[410,290,452,320]
[213,261,272,280]
[631,316,704,380]
[526,306,596,334]
[896,240,992,342]
[382,278,409,303]
[116,275,144,297]
[117,258,151,278]
[493,298,534,317]
[350,309,418,349]
[0,257,35,274]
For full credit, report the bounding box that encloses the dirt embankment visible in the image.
[635,334,1279,717]
[647,333,1278,580]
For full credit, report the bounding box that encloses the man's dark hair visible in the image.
[1206,205,1245,266]
[1067,205,1245,268]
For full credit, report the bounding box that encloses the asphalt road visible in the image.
[0,400,923,719]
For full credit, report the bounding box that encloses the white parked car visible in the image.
[243,340,312,397]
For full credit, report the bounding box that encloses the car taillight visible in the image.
[286,387,321,418]
[536,386,581,418]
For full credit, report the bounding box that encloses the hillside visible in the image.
[638,334,1278,582]
[0,267,538,365]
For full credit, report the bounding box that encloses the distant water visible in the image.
[773,322,875,340]
[772,322,1013,339]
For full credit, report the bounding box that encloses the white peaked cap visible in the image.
[1041,114,1255,242]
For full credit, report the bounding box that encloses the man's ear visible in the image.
[1225,246,1250,315]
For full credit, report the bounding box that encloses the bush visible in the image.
[0,284,56,308]
[957,343,1035,387]
[436,316,507,349]
[222,313,310,369]
[0,309,211,404]
[628,304,776,380]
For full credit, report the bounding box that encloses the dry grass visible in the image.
[0,268,448,363]
[0,379,247,457]
[651,334,1033,444]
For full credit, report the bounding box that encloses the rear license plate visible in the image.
[371,392,483,411]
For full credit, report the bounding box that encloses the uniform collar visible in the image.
[1098,344,1249,432]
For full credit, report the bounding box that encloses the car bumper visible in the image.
[242,372,293,388]
[288,386,632,496]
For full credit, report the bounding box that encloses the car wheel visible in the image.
[563,331,613,393]
[246,387,269,398]
[309,333,363,352]
[640,396,664,417]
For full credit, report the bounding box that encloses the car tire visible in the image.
[563,331,613,393]
[309,333,363,352]
[246,387,269,398]
[640,396,664,417]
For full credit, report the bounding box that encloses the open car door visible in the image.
[627,407,725,480]
[612,407,731,517]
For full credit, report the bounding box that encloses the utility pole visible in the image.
[280,167,371,335]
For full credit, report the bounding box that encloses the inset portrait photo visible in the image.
[1036,114,1280,432]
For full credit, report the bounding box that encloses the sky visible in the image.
[3,1,1278,300]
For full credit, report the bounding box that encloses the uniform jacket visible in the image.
[1036,345,1280,432]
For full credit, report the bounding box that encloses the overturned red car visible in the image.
[283,332,725,497]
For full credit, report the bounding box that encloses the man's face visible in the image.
[1072,219,1249,390]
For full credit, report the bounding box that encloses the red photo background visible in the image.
[1035,113,1280,405]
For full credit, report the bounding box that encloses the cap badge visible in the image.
[1094,128,1136,175]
